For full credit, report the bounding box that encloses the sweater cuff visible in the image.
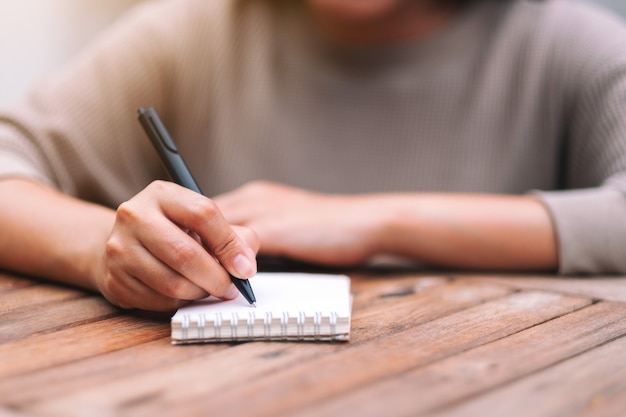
[534,187,626,275]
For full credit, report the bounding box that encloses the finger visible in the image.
[133,210,239,299]
[100,269,190,312]
[154,183,257,279]
[232,225,260,256]
[113,237,210,301]
[115,182,241,298]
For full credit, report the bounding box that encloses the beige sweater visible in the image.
[1,0,626,274]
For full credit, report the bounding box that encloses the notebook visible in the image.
[171,272,352,344]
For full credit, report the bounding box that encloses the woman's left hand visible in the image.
[214,181,381,266]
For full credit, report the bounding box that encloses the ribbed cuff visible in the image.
[534,187,626,275]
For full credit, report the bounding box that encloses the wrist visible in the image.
[81,207,116,292]
[357,194,415,260]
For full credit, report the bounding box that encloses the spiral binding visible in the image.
[230,312,239,341]
[330,311,338,336]
[180,310,343,340]
[214,312,222,339]
[297,311,306,340]
[314,312,322,340]
[247,311,255,338]
[182,314,190,340]
[264,311,272,338]
[281,311,289,339]
[198,313,206,339]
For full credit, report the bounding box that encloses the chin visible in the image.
[306,0,407,23]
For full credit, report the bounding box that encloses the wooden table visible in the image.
[2,269,626,417]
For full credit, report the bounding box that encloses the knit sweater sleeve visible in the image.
[534,1,626,274]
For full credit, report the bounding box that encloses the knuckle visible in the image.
[104,235,126,260]
[100,272,131,309]
[99,271,116,294]
[189,198,220,220]
[147,179,169,194]
[183,197,221,230]
[115,200,141,225]
[243,180,270,195]
[171,241,198,269]
[212,233,240,260]
[162,277,191,299]
[160,298,187,312]
[162,283,183,300]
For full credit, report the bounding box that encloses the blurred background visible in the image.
[0,0,624,106]
[596,0,626,16]
[0,0,144,106]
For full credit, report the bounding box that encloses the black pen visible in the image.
[137,107,256,307]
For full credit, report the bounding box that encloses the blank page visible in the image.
[171,272,352,343]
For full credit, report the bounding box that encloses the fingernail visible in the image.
[233,253,256,278]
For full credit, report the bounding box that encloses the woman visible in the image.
[0,0,625,311]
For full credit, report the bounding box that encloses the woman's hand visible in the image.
[214,181,380,266]
[96,180,259,312]
[215,181,558,273]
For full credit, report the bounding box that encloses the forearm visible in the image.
[373,193,558,271]
[215,182,558,271]
[0,178,115,289]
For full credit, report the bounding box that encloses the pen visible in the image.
[137,107,257,307]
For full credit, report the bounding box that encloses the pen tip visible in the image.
[252,302,257,308]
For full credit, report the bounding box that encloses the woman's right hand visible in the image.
[95,180,259,312]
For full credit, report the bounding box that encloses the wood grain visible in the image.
[19,280,510,417]
[196,291,590,417]
[2,271,626,417]
[0,296,118,343]
[293,300,626,417]
[0,315,169,379]
[470,274,626,303]
[431,334,626,417]
[0,406,44,417]
[572,383,626,417]
[0,284,86,312]
[0,339,228,407]
[33,289,589,417]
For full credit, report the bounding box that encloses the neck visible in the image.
[307,1,461,45]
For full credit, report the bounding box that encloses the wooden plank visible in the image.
[0,407,45,417]
[292,300,626,417]
[0,315,169,379]
[19,280,511,417]
[350,279,511,342]
[0,339,229,407]
[31,289,589,417]
[0,276,461,408]
[429,334,626,417]
[0,284,87,312]
[180,291,590,417]
[470,274,626,303]
[349,274,450,307]
[572,384,626,417]
[0,296,119,343]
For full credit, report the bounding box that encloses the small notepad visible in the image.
[171,272,352,344]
